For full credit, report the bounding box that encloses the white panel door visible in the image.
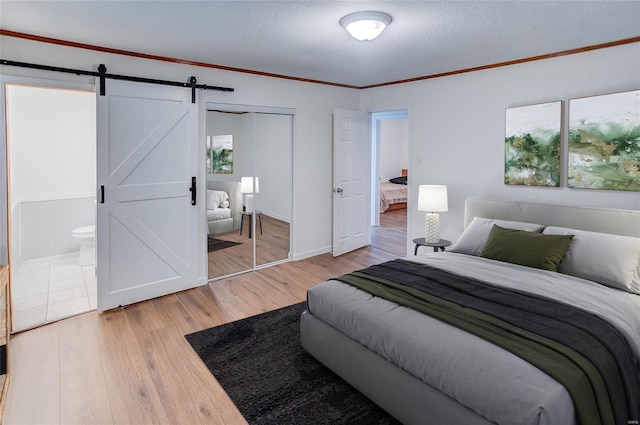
[332,109,371,256]
[97,80,199,311]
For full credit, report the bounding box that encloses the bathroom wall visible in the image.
[17,197,96,261]
[6,84,96,262]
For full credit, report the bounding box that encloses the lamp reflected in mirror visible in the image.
[241,176,259,212]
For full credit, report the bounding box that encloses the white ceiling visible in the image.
[1,1,639,88]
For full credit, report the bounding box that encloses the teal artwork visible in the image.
[505,101,561,187]
[207,135,233,174]
[568,90,640,191]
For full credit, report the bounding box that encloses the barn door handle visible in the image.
[190,177,196,206]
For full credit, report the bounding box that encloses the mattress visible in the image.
[207,207,231,221]
[379,182,407,212]
[306,253,640,425]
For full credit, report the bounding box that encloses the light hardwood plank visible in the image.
[56,314,113,424]
[60,363,113,425]
[58,313,102,375]
[95,309,170,425]
[372,208,408,256]
[5,325,60,425]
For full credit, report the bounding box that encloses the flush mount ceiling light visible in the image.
[340,11,392,41]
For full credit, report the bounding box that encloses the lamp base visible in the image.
[245,194,254,212]
[425,212,440,243]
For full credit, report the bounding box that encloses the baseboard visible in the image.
[263,212,290,223]
[293,245,331,261]
[17,251,78,266]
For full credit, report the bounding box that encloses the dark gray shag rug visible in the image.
[185,302,400,425]
[207,236,241,252]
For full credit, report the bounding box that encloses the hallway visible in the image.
[371,208,407,257]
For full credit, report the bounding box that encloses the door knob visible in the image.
[335,188,343,193]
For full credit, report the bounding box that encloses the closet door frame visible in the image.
[201,101,295,282]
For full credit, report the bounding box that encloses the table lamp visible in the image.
[241,176,259,212]
[417,185,448,243]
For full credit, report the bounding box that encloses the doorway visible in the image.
[370,110,409,257]
[4,83,96,331]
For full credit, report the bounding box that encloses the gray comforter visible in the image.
[306,253,640,425]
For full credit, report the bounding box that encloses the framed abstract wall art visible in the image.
[207,134,234,174]
[504,101,561,187]
[568,89,639,191]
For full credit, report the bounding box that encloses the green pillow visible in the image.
[479,225,574,272]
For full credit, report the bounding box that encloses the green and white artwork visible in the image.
[207,134,233,174]
[505,101,561,187]
[568,90,640,191]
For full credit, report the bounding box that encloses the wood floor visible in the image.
[371,208,408,257]
[208,214,291,279]
[3,245,402,424]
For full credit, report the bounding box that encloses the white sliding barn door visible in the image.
[332,109,371,256]
[97,80,199,311]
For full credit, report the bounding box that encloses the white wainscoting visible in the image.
[17,197,95,262]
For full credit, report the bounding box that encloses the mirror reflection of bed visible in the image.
[372,168,408,256]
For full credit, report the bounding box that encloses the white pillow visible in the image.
[450,217,545,256]
[543,226,640,294]
[207,190,229,210]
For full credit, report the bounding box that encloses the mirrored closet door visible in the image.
[206,105,292,280]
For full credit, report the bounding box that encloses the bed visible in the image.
[206,181,242,235]
[380,169,408,212]
[300,198,640,425]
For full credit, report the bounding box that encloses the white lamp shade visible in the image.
[340,11,391,41]
[240,176,259,194]
[418,185,448,212]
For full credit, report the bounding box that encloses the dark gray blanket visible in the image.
[342,259,640,425]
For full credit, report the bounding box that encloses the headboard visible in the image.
[464,198,640,238]
[207,180,243,230]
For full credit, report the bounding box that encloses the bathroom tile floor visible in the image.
[11,254,97,332]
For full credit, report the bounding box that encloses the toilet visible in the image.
[71,225,96,266]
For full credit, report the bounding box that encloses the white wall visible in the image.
[255,113,292,222]
[0,35,360,274]
[361,42,640,246]
[379,118,409,182]
[7,85,96,202]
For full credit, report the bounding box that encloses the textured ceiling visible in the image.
[1,1,639,87]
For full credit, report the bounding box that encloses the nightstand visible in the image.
[413,238,451,255]
[239,211,263,238]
